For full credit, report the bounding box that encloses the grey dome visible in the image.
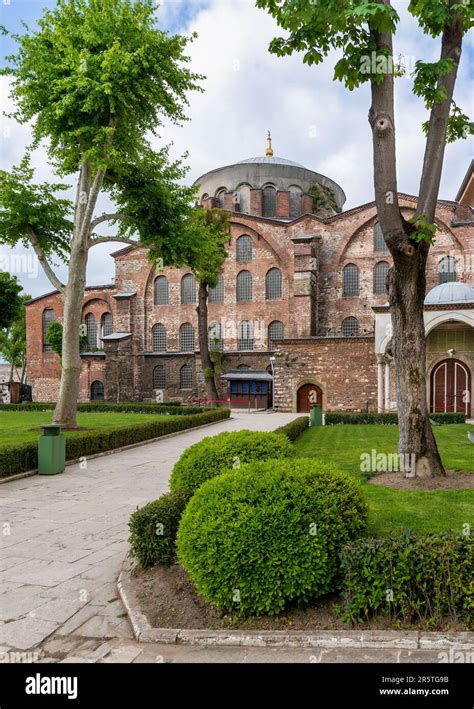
[236,156,305,168]
[424,282,474,305]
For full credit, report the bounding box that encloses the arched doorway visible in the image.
[90,380,105,401]
[297,384,323,413]
[430,359,471,414]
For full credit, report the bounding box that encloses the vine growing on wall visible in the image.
[309,183,342,215]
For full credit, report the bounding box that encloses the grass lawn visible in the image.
[0,411,171,447]
[294,423,474,536]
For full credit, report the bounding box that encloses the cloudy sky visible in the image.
[0,0,472,299]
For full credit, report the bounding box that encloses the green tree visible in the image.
[184,208,231,403]
[0,272,23,330]
[257,0,473,478]
[0,291,30,383]
[0,0,203,427]
[46,321,89,362]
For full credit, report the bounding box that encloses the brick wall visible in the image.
[274,337,377,412]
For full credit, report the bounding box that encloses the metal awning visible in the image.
[101,332,132,341]
[113,292,136,299]
[221,370,273,382]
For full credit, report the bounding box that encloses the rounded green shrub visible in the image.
[169,430,294,495]
[177,458,368,616]
[128,489,191,568]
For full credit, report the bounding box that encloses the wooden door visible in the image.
[297,384,323,413]
[431,359,471,414]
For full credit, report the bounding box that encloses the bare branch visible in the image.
[89,212,132,231]
[79,168,107,240]
[417,6,463,220]
[26,226,65,292]
[88,235,139,247]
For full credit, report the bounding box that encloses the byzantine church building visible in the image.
[25,139,474,416]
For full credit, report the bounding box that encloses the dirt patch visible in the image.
[131,563,467,632]
[369,469,474,490]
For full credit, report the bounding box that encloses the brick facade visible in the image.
[25,157,474,412]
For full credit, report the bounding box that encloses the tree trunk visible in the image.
[368,18,446,478]
[196,280,218,404]
[387,249,445,478]
[52,239,88,428]
[52,162,103,429]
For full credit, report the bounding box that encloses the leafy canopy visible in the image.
[0,0,204,267]
[0,272,24,330]
[183,208,231,287]
[2,0,204,175]
[0,292,30,375]
[256,0,473,135]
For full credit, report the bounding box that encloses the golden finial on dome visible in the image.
[266,130,274,157]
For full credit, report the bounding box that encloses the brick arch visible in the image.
[293,379,326,413]
[338,208,464,266]
[81,295,114,314]
[229,220,286,266]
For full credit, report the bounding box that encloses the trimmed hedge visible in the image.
[325,411,466,425]
[170,430,294,495]
[0,401,215,416]
[0,408,230,479]
[341,533,473,626]
[177,458,368,616]
[274,416,309,441]
[129,489,192,568]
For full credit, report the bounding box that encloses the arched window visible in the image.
[154,276,169,305]
[85,313,97,350]
[237,184,251,214]
[216,188,227,209]
[201,193,209,205]
[438,256,457,284]
[263,185,277,217]
[208,322,223,351]
[374,223,389,253]
[236,235,252,262]
[90,380,104,401]
[268,321,284,350]
[236,270,252,302]
[373,261,389,294]
[237,364,251,370]
[343,264,359,296]
[209,274,224,302]
[289,187,302,218]
[42,308,56,352]
[100,313,113,345]
[341,317,359,337]
[265,268,282,300]
[238,321,254,350]
[153,365,166,389]
[152,323,166,352]
[180,364,193,389]
[179,323,195,352]
[181,274,196,304]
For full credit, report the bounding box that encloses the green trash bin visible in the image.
[38,424,65,475]
[310,405,323,427]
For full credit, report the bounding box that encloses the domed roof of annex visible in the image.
[424,281,474,305]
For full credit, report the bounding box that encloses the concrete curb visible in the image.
[117,558,474,651]
[0,416,232,485]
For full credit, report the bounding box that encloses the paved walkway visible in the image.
[0,411,306,663]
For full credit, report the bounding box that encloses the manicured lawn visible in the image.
[0,411,170,447]
[294,423,474,536]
